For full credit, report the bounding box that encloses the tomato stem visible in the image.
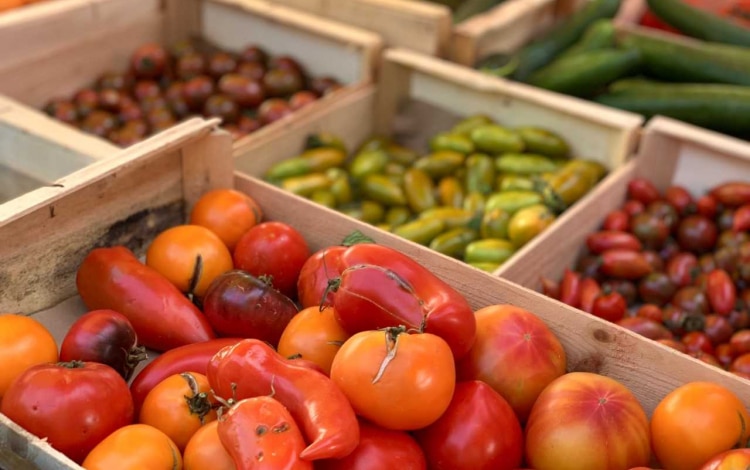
[372,326,406,384]
[124,345,148,381]
[181,372,213,424]
[341,230,375,247]
[187,254,203,297]
[56,360,85,369]
[321,278,341,312]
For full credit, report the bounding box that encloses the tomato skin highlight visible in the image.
[711,182,750,207]
[76,246,215,352]
[331,244,476,360]
[586,231,642,254]
[599,249,653,280]
[414,380,523,470]
[700,448,750,470]
[129,337,242,414]
[218,396,312,470]
[82,423,182,470]
[207,338,359,461]
[1,361,134,464]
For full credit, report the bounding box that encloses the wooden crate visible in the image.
[0,95,118,206]
[3,113,750,469]
[498,116,750,288]
[0,0,382,160]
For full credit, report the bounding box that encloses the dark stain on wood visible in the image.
[94,201,185,256]
[593,329,612,343]
[568,355,604,374]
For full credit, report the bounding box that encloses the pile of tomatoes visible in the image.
[542,178,750,381]
[1,187,750,470]
[42,41,342,147]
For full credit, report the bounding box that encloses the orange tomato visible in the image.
[82,424,182,470]
[146,224,233,298]
[330,328,455,431]
[139,372,218,451]
[700,449,750,469]
[0,314,58,400]
[189,189,263,252]
[183,421,235,470]
[277,306,350,375]
[651,382,750,470]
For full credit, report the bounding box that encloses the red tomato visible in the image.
[701,448,750,469]
[457,305,566,423]
[627,178,661,205]
[602,209,630,232]
[525,372,651,470]
[682,331,715,355]
[318,419,427,470]
[706,269,737,316]
[591,291,627,323]
[651,382,750,470]
[1,361,134,463]
[60,309,146,381]
[233,221,311,299]
[330,328,455,431]
[414,380,523,470]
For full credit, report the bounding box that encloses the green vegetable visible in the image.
[646,0,750,47]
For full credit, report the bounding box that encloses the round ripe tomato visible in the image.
[0,313,58,399]
[232,221,311,299]
[651,382,750,470]
[1,361,133,464]
[700,448,750,470]
[189,189,263,252]
[183,421,235,470]
[82,424,182,470]
[525,372,650,470]
[146,224,233,298]
[415,380,523,470]
[139,372,217,451]
[330,328,455,431]
[317,419,427,470]
[456,305,566,423]
[277,306,350,376]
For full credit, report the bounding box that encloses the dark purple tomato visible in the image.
[130,43,168,79]
[207,51,238,79]
[43,99,79,125]
[133,80,162,102]
[236,61,267,82]
[257,98,293,125]
[73,88,100,118]
[96,71,135,92]
[239,45,269,64]
[203,94,240,124]
[262,68,304,97]
[81,110,119,138]
[677,215,718,253]
[182,75,215,111]
[217,74,265,108]
[176,52,207,80]
[638,272,677,306]
[309,76,342,97]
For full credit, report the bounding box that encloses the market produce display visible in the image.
[540,177,750,380]
[1,187,749,470]
[263,114,607,273]
[41,41,342,147]
[477,0,750,137]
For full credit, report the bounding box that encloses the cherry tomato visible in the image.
[415,380,523,470]
[233,221,311,299]
[330,328,455,431]
[706,269,737,316]
[664,185,695,216]
[599,249,653,280]
[559,269,582,308]
[579,277,601,314]
[677,215,719,253]
[638,272,677,306]
[682,331,715,355]
[183,420,235,470]
[591,291,627,323]
[696,194,719,219]
[703,314,734,346]
[130,43,168,79]
[627,178,661,205]
[602,209,630,232]
[716,343,737,369]
[651,382,750,470]
[0,314,58,399]
[666,252,699,287]
[623,199,646,217]
[1,361,134,463]
[586,231,642,254]
[82,424,182,470]
[636,304,664,323]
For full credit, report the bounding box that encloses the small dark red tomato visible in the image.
[146,107,177,133]
[60,309,147,381]
[665,252,699,287]
[233,221,311,299]
[239,45,269,64]
[599,250,653,281]
[238,115,262,134]
[109,120,149,147]
[677,215,718,253]
[662,305,705,337]
[269,55,304,73]
[263,68,305,97]
[207,52,238,79]
[696,194,719,219]
[601,279,638,306]
[289,91,318,111]
[602,209,630,232]
[43,99,79,124]
[636,304,663,322]
[133,80,162,102]
[130,43,168,79]
[591,291,627,323]
[97,88,124,112]
[318,419,427,470]
[236,61,267,82]
[622,200,645,217]
[139,95,169,114]
[182,75,215,111]
[717,209,736,232]
[203,94,240,124]
[689,351,721,368]
[642,251,664,272]
[576,255,602,280]
[703,314,734,346]
[706,269,737,316]
[97,71,135,92]
[717,230,749,250]
[627,178,661,205]
[81,110,119,138]
[659,237,681,262]
[730,309,750,330]
[73,88,100,118]
[309,76,341,97]
[730,353,750,375]
[638,272,677,306]
[616,317,673,341]
[712,247,738,274]
[730,329,750,355]
[671,286,709,316]
[217,74,265,108]
[585,231,642,254]
[540,277,560,300]
[630,213,670,249]
[414,381,522,470]
[681,331,715,355]
[558,269,582,308]
[697,253,718,274]
[258,98,293,125]
[176,52,207,80]
[733,205,750,232]
[118,103,144,124]
[647,200,680,233]
[715,343,737,368]
[656,338,687,353]
[664,185,695,216]
[165,81,184,101]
